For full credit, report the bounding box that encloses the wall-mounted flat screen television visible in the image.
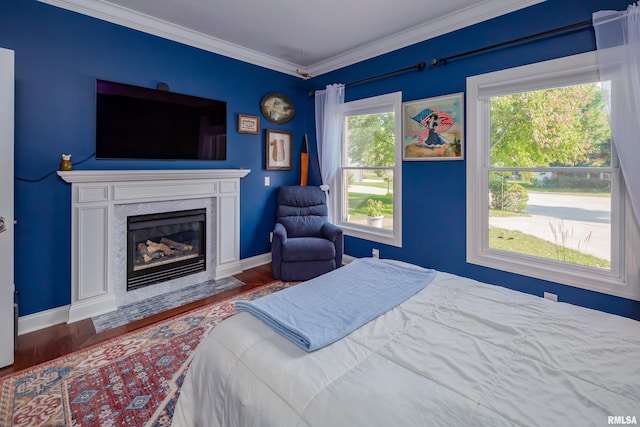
[96,79,227,160]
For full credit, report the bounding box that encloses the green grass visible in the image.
[489,227,610,269]
[350,180,392,190]
[489,209,529,218]
[348,192,393,219]
[519,184,610,197]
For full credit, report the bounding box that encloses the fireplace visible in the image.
[58,169,249,323]
[127,208,206,291]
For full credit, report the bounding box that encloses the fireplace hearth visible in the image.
[127,209,206,291]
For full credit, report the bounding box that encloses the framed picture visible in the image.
[238,114,259,134]
[403,92,464,161]
[260,93,295,124]
[265,129,292,170]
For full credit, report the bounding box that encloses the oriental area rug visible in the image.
[0,281,294,427]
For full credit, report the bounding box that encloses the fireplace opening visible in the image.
[127,208,206,291]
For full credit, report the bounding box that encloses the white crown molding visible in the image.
[306,0,545,76]
[37,0,302,77]
[39,0,543,78]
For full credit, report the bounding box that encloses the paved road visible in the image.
[348,184,390,195]
[490,192,611,260]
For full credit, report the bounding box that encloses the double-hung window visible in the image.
[333,91,402,247]
[467,52,639,299]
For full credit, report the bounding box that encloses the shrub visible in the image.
[537,173,611,191]
[489,180,529,212]
[366,199,384,217]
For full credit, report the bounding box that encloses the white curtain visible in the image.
[315,83,345,221]
[593,3,640,225]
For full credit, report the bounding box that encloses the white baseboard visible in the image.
[18,305,70,336]
[343,254,356,264]
[18,252,349,334]
[241,252,271,270]
[244,252,354,268]
[18,253,274,335]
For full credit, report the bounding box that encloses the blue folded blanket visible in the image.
[235,258,436,352]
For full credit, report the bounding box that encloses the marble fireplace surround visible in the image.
[58,169,251,323]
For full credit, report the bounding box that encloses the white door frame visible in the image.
[0,47,15,368]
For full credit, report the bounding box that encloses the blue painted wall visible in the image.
[1,0,308,316]
[3,0,639,320]
[307,0,640,320]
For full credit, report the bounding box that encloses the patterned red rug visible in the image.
[0,281,293,427]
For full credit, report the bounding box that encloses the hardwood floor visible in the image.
[0,263,275,378]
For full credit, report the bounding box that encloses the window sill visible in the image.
[341,224,402,248]
[468,248,640,301]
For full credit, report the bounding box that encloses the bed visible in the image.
[172,258,640,427]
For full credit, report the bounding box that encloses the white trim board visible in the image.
[18,305,70,336]
[38,0,543,77]
[15,251,363,334]
[18,252,273,334]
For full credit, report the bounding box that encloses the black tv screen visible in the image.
[96,79,227,160]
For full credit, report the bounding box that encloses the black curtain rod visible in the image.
[308,61,426,97]
[431,19,593,66]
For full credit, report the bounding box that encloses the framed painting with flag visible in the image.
[402,93,464,161]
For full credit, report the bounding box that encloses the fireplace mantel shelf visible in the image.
[57,168,251,183]
[59,168,251,323]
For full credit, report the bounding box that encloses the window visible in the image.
[333,92,402,247]
[467,52,640,300]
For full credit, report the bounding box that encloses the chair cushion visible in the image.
[277,186,328,238]
[279,214,326,238]
[282,237,336,262]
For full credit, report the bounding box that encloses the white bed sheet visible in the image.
[172,269,640,427]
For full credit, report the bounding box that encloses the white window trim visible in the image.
[466,51,640,301]
[332,91,403,248]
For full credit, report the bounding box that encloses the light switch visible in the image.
[264,176,270,186]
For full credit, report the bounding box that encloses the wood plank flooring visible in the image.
[0,263,275,378]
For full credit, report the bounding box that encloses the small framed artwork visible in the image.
[265,129,292,170]
[260,93,295,124]
[238,114,260,134]
[403,92,464,161]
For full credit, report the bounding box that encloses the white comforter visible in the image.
[173,270,640,427]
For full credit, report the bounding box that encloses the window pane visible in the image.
[344,113,395,167]
[489,83,611,168]
[488,171,611,269]
[341,169,394,230]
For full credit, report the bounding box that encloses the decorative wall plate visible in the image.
[260,93,295,124]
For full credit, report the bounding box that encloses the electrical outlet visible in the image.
[269,231,273,242]
[544,292,558,302]
[372,248,380,258]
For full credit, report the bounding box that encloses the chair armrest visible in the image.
[321,222,342,242]
[273,222,287,243]
[321,222,343,267]
[271,223,288,280]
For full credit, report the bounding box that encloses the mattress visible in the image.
[172,264,640,427]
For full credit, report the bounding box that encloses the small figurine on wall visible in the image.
[59,154,72,171]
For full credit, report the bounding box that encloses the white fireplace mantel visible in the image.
[58,169,251,323]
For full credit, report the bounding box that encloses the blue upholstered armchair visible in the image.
[271,186,343,281]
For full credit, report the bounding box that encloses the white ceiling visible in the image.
[40,0,543,77]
